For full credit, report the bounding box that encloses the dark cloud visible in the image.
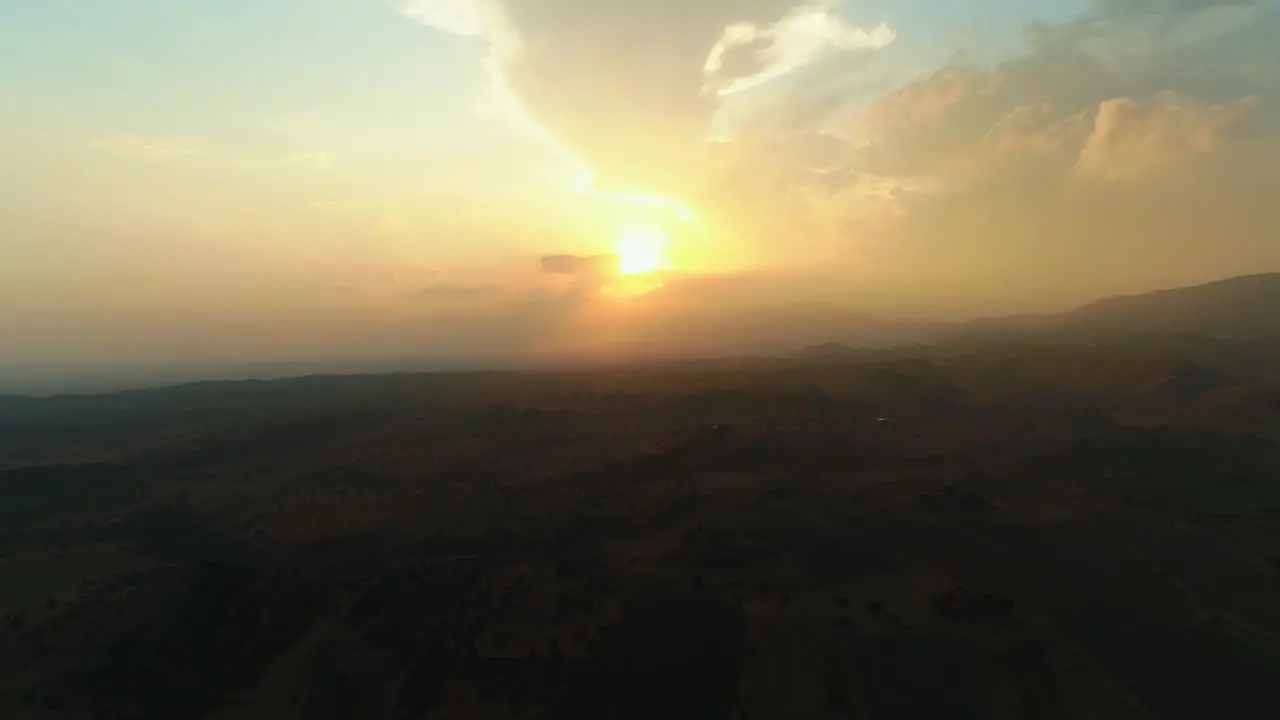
[540,253,618,276]
[539,253,622,296]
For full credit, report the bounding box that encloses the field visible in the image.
[3,340,1280,718]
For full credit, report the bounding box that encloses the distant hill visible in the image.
[955,273,1280,343]
[796,342,864,360]
[797,273,1280,360]
[1066,273,1280,336]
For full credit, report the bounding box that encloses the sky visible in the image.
[2,0,1279,372]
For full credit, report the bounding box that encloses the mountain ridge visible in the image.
[800,272,1280,358]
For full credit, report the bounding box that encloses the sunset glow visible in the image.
[2,0,1278,371]
[615,227,670,276]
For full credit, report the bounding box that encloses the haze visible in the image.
[3,0,1278,387]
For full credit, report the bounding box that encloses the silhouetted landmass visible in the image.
[5,275,1280,718]
[553,588,745,719]
[954,272,1280,342]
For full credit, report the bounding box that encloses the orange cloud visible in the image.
[1075,91,1259,181]
[861,67,994,131]
[981,104,1088,159]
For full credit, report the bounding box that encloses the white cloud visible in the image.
[399,0,893,202]
[398,0,492,38]
[705,5,895,96]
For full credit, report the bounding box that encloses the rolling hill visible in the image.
[958,273,1280,342]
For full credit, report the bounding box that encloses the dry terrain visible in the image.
[4,339,1280,718]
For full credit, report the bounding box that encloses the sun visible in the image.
[615,227,669,275]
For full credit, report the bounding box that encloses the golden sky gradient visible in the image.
[2,0,1278,366]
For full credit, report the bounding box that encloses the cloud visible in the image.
[540,253,616,276]
[827,62,1013,187]
[704,5,895,96]
[712,0,1280,309]
[981,104,1088,160]
[1097,0,1257,18]
[399,0,490,36]
[401,0,894,199]
[1075,91,1259,181]
[402,0,1280,325]
[860,67,989,132]
[540,253,622,295]
[861,90,1274,313]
